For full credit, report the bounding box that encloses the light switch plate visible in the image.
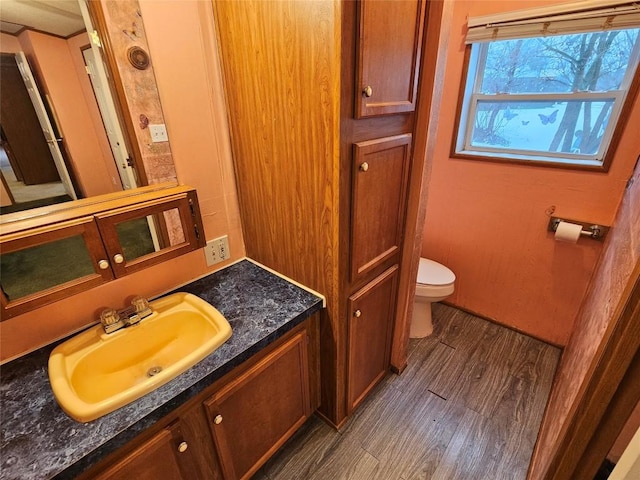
[149,124,169,143]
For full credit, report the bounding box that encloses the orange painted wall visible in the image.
[0,1,245,363]
[422,0,640,346]
[138,0,244,252]
[0,32,21,52]
[17,30,119,197]
[1,31,118,196]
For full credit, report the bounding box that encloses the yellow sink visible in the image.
[48,292,232,423]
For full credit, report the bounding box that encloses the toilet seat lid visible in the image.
[417,258,455,286]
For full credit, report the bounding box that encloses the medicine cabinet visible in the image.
[0,185,205,319]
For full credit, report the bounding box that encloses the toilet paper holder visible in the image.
[547,216,610,241]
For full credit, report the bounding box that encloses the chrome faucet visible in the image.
[99,296,154,334]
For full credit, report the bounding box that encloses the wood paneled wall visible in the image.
[212,1,344,421]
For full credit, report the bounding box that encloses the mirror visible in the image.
[0,234,95,300]
[0,0,176,218]
[115,209,186,263]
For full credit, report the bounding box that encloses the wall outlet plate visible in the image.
[149,124,169,143]
[205,235,230,266]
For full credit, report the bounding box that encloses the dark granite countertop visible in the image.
[0,259,324,480]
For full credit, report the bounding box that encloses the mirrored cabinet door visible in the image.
[0,186,205,319]
[1,217,114,318]
[95,195,201,277]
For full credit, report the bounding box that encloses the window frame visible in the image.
[451,32,640,172]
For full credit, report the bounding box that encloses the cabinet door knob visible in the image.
[214,414,223,425]
[359,162,369,172]
[113,254,125,264]
[354,309,362,318]
[98,260,110,270]
[362,85,373,97]
[177,441,188,453]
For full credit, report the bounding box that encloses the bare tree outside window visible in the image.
[457,27,640,167]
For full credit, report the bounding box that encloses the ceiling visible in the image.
[0,0,85,38]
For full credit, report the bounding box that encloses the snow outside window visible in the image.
[454,28,640,169]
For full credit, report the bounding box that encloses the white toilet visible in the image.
[410,257,456,338]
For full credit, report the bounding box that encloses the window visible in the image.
[454,2,640,170]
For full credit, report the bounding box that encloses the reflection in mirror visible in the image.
[0,0,176,220]
[115,209,186,263]
[0,0,135,213]
[0,235,94,300]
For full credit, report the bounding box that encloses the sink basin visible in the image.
[48,292,232,422]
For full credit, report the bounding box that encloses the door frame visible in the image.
[81,46,138,191]
[537,262,640,480]
[14,52,78,200]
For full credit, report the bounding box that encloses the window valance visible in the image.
[466,0,640,43]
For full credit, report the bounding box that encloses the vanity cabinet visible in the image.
[213,0,429,426]
[0,185,205,318]
[78,319,318,480]
[205,329,311,479]
[92,421,203,480]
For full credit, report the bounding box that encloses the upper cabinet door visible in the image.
[0,217,114,318]
[95,191,204,277]
[355,0,426,118]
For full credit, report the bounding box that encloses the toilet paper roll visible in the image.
[555,221,583,243]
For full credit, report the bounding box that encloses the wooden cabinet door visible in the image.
[355,0,426,118]
[350,134,411,283]
[348,266,398,413]
[0,216,113,318]
[93,421,199,480]
[95,191,203,277]
[205,330,311,480]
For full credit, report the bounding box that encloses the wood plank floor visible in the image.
[255,303,561,480]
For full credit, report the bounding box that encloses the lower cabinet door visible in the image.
[204,330,311,480]
[347,265,399,413]
[93,421,199,480]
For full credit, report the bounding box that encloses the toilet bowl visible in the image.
[410,258,455,338]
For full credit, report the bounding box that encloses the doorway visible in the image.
[0,52,76,213]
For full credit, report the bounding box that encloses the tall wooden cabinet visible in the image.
[213,0,428,427]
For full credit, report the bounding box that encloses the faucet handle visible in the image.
[131,296,152,317]
[100,308,123,333]
[100,308,120,326]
